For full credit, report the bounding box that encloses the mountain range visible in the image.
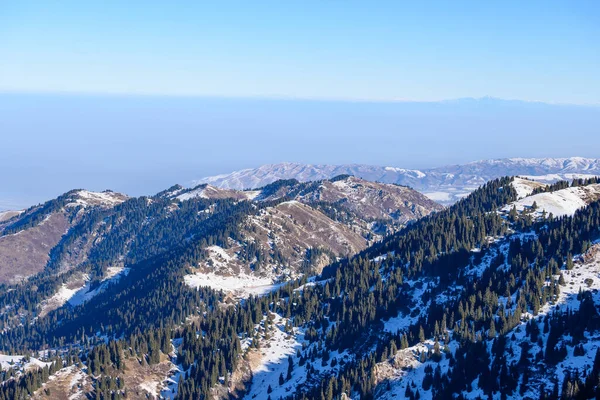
[2,165,600,399]
[194,157,600,204]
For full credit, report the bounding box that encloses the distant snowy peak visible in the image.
[195,163,398,190]
[472,157,600,172]
[194,157,600,205]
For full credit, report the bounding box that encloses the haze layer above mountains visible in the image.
[2,93,599,210]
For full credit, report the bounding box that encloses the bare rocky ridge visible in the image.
[296,176,441,224]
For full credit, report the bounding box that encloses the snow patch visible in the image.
[184,272,285,298]
[502,184,600,218]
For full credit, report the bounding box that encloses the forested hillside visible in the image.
[1,175,600,399]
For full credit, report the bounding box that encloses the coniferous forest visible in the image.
[1,175,600,399]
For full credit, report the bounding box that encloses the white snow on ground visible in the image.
[138,381,161,398]
[68,190,127,207]
[383,280,428,334]
[53,281,88,307]
[523,173,600,182]
[205,245,232,263]
[376,339,459,400]
[0,210,23,222]
[511,177,546,199]
[243,190,261,200]
[68,267,130,306]
[244,314,303,400]
[40,267,130,314]
[243,313,350,400]
[184,272,285,298]
[423,192,452,202]
[161,364,184,400]
[539,243,600,317]
[377,243,600,400]
[502,184,600,218]
[33,365,89,400]
[0,354,51,370]
[177,186,209,201]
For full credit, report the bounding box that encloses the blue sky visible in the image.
[1,2,599,209]
[1,0,599,103]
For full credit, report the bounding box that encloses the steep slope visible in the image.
[0,190,127,283]
[175,176,441,298]
[296,176,441,224]
[3,176,600,400]
[179,175,442,232]
[183,200,367,297]
[0,175,439,335]
[194,157,600,204]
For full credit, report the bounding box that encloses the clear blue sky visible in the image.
[1,0,599,104]
[1,1,599,210]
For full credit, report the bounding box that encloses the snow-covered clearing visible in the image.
[176,186,209,201]
[0,210,22,222]
[0,353,51,370]
[184,272,285,298]
[244,314,302,399]
[511,177,546,199]
[68,266,130,307]
[68,190,127,208]
[502,184,600,218]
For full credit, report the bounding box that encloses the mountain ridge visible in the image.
[194,157,600,204]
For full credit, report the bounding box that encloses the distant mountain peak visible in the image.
[194,157,600,205]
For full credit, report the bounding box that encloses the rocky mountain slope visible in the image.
[0,190,127,284]
[194,157,600,204]
[3,175,600,400]
[0,175,439,323]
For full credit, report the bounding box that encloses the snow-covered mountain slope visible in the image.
[39,266,130,317]
[373,240,600,400]
[502,183,600,218]
[511,177,547,199]
[66,190,128,208]
[194,157,600,204]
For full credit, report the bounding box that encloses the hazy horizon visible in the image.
[2,1,599,209]
[2,93,599,211]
